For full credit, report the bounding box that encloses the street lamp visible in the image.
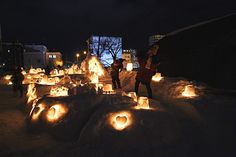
[76,53,80,62]
[83,51,87,55]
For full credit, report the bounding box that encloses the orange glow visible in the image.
[90,74,99,84]
[31,103,46,121]
[55,60,63,67]
[127,92,137,102]
[103,84,115,94]
[29,68,45,74]
[152,73,163,82]
[46,104,68,123]
[50,86,69,97]
[109,111,133,131]
[37,75,59,85]
[4,75,12,80]
[182,85,197,98]
[88,56,104,76]
[135,97,150,110]
[126,63,133,71]
[66,64,82,75]
[21,70,27,75]
[26,83,37,104]
[50,69,65,77]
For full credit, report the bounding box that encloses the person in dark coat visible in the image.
[45,65,51,76]
[110,59,124,89]
[11,66,24,97]
[135,45,159,98]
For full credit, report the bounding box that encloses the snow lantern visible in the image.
[136,97,150,109]
[31,103,46,121]
[152,73,163,82]
[3,75,12,85]
[4,75,12,81]
[90,74,99,84]
[21,70,27,75]
[38,75,57,85]
[88,56,104,76]
[50,86,69,97]
[126,63,133,71]
[46,104,68,123]
[109,111,133,131]
[26,83,37,104]
[182,85,197,98]
[103,84,114,94]
[127,92,137,102]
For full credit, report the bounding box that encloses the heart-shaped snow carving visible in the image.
[116,115,127,125]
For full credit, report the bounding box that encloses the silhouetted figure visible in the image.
[11,66,24,97]
[45,65,51,75]
[135,45,159,98]
[111,59,124,89]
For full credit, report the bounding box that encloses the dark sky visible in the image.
[0,0,235,55]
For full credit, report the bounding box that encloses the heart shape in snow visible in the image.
[116,115,127,125]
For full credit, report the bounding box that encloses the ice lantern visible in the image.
[126,63,133,71]
[152,73,163,82]
[127,92,137,102]
[109,111,133,131]
[103,84,114,94]
[136,97,150,109]
[182,85,197,98]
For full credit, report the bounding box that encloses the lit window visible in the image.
[53,55,56,58]
[49,55,52,58]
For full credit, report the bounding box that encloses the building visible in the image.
[88,36,122,67]
[46,51,62,67]
[24,45,47,68]
[1,42,24,70]
[122,49,139,69]
[24,45,63,68]
[149,34,165,46]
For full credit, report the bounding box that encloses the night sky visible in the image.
[0,0,235,56]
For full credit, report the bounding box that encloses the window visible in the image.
[53,55,56,58]
[49,55,52,58]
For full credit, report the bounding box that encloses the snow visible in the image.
[1,71,236,157]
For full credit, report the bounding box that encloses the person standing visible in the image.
[135,45,159,98]
[11,66,24,97]
[45,65,51,76]
[110,59,124,89]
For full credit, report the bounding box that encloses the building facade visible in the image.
[24,45,47,68]
[122,49,139,69]
[46,52,62,67]
[1,42,24,70]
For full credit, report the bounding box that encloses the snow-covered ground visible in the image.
[0,71,236,157]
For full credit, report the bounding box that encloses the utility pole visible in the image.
[0,24,2,56]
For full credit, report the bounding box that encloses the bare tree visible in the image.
[103,37,122,61]
[90,36,122,66]
[90,37,106,58]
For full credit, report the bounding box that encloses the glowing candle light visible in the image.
[136,97,150,110]
[182,85,197,98]
[109,111,132,131]
[126,63,133,71]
